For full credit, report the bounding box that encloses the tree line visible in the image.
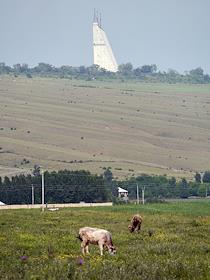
[0,170,109,205]
[0,168,210,204]
[0,62,210,84]
[113,172,210,201]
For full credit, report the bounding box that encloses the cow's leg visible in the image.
[98,242,104,256]
[85,244,90,254]
[134,225,140,233]
[81,241,87,255]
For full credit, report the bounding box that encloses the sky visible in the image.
[0,0,210,73]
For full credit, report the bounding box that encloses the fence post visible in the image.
[41,170,45,212]
[31,184,34,205]
[136,184,139,204]
[142,187,145,205]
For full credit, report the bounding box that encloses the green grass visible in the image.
[0,201,210,279]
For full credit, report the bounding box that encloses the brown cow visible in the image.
[128,214,142,233]
[78,227,116,256]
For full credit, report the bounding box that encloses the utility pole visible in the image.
[142,187,145,205]
[31,184,34,205]
[136,184,139,204]
[200,172,204,184]
[200,172,207,198]
[41,169,45,212]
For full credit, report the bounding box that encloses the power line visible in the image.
[0,183,205,189]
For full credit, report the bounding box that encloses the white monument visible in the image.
[93,11,118,72]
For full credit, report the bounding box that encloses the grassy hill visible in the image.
[0,76,210,179]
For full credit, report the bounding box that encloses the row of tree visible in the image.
[0,62,210,84]
[0,168,210,204]
[0,170,109,205]
[114,174,210,200]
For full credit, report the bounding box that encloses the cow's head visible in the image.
[128,225,134,233]
[108,245,116,255]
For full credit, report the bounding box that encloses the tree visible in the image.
[33,63,54,74]
[118,63,133,76]
[0,62,6,69]
[33,165,41,177]
[103,168,113,185]
[20,63,29,73]
[197,184,208,197]
[3,176,11,186]
[141,64,157,74]
[13,64,22,74]
[204,74,210,83]
[202,171,210,183]
[169,177,176,187]
[189,67,204,76]
[79,66,86,74]
[181,178,188,188]
[0,62,11,74]
[87,64,100,76]
[194,172,201,183]
[179,178,189,198]
[167,69,181,82]
[133,67,142,77]
[59,65,75,76]
[189,67,204,83]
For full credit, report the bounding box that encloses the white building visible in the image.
[93,12,118,72]
[0,201,5,206]
[118,187,128,199]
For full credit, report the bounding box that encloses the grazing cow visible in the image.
[128,214,142,233]
[78,227,116,256]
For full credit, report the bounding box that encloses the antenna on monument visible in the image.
[93,9,101,26]
[99,12,102,27]
[93,8,96,22]
[97,10,99,24]
[92,10,118,72]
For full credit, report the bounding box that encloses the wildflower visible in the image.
[20,255,28,261]
[77,257,84,265]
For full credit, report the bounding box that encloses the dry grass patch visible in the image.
[0,76,210,179]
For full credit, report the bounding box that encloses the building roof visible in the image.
[118,187,128,193]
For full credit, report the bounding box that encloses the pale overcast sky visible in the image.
[0,0,210,73]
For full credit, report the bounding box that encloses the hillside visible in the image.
[0,76,210,179]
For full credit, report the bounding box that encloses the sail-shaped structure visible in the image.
[93,12,118,72]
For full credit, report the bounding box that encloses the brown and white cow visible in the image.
[78,227,116,256]
[128,214,142,233]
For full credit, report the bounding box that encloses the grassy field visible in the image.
[0,76,210,179]
[0,201,210,279]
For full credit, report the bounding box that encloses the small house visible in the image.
[118,187,128,199]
